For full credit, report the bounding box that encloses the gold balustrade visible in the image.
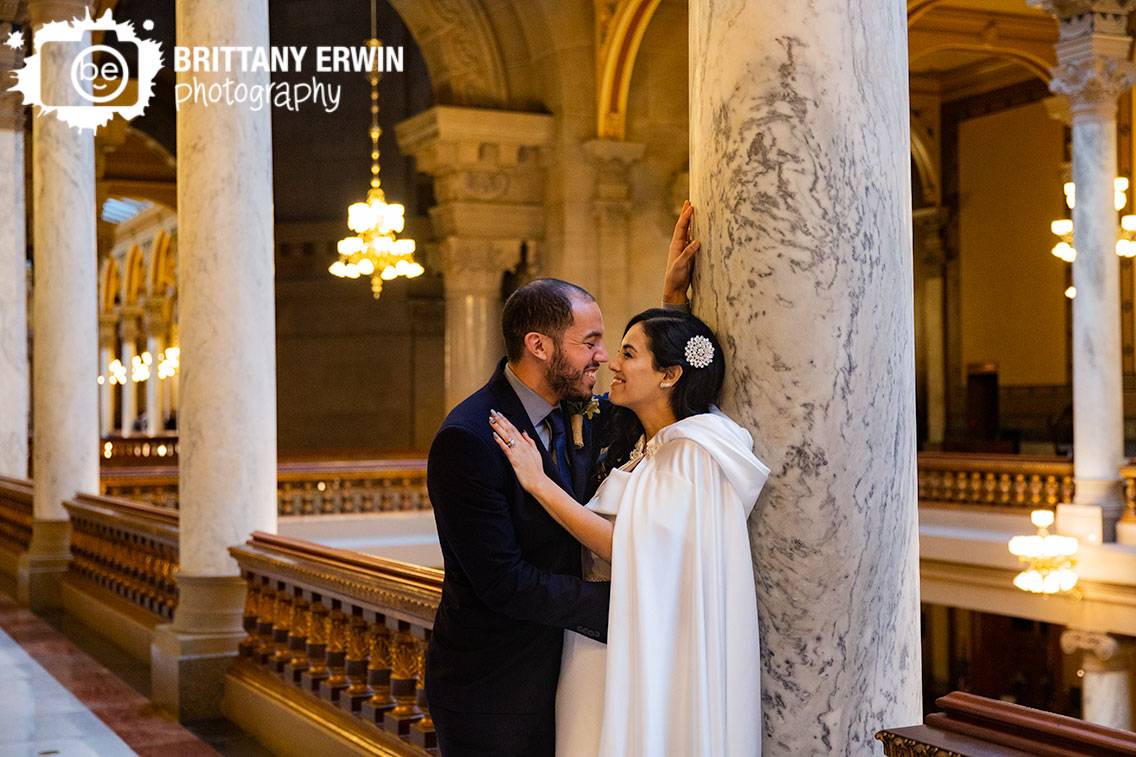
[230,531,441,754]
[917,452,1074,511]
[100,436,180,466]
[62,493,179,622]
[0,476,34,556]
[100,458,429,515]
[1118,462,1136,524]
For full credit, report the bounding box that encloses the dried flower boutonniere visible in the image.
[565,397,601,449]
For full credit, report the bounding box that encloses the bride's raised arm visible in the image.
[490,410,614,563]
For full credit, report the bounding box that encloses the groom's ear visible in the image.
[524,331,551,362]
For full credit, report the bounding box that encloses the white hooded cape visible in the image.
[556,408,769,757]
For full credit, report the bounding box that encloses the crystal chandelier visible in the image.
[1048,177,1136,299]
[1007,510,1078,595]
[328,1,423,298]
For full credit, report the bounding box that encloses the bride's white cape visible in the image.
[556,408,769,756]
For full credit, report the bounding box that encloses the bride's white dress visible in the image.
[554,409,770,757]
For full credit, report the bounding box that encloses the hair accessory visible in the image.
[685,335,714,369]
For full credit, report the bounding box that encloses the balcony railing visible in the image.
[0,476,33,555]
[63,493,179,622]
[230,531,442,754]
[917,452,1074,511]
[100,459,430,516]
[100,436,180,466]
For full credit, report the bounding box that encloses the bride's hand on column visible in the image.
[490,410,547,493]
[663,200,700,305]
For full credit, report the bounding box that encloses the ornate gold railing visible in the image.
[230,532,442,755]
[100,459,430,515]
[63,493,179,622]
[917,452,1074,511]
[1117,462,1136,523]
[100,435,180,466]
[0,475,33,555]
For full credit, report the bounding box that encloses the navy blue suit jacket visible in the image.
[425,359,611,714]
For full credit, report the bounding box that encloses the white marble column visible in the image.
[1035,0,1136,543]
[1061,629,1134,730]
[98,314,116,436]
[22,0,99,611]
[396,107,554,411]
[690,1,922,753]
[0,23,28,480]
[439,239,519,410]
[152,0,276,722]
[118,314,138,436]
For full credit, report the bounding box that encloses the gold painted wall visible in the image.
[958,101,1067,386]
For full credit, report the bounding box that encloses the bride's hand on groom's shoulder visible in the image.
[490,410,546,493]
[663,200,700,305]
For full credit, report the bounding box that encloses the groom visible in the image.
[426,207,699,756]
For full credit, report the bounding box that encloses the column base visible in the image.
[1116,518,1136,546]
[17,519,70,611]
[1072,478,1124,542]
[151,574,247,721]
[1057,503,1104,546]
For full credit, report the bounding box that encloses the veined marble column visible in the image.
[22,0,99,611]
[98,314,116,436]
[119,314,139,436]
[438,239,520,410]
[1061,629,1134,730]
[0,24,28,480]
[396,106,554,411]
[1035,0,1136,542]
[152,0,276,722]
[690,1,922,753]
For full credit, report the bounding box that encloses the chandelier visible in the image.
[1007,509,1079,595]
[328,2,423,298]
[1048,177,1136,299]
[98,347,179,386]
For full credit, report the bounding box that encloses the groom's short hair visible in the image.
[502,278,595,363]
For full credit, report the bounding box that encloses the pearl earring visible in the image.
[660,382,672,388]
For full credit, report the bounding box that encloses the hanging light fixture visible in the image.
[1048,177,1136,274]
[1007,509,1079,595]
[329,0,423,298]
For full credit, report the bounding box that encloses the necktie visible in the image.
[545,407,572,482]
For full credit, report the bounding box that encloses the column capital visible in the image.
[1059,629,1136,670]
[1051,56,1136,120]
[141,295,169,335]
[437,237,520,294]
[98,312,117,348]
[583,139,644,208]
[118,308,141,342]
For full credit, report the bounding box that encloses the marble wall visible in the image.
[689,0,922,753]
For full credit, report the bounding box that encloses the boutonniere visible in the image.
[565,397,601,449]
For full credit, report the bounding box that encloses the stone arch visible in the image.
[150,230,175,294]
[595,0,665,140]
[908,0,949,27]
[100,257,121,312]
[123,245,147,305]
[386,0,510,107]
[910,44,1053,84]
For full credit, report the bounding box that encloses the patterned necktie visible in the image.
[545,407,571,482]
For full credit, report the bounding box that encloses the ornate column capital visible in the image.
[142,296,169,337]
[98,312,117,348]
[1033,0,1136,120]
[118,308,141,342]
[437,237,521,295]
[583,139,644,217]
[1060,628,1136,673]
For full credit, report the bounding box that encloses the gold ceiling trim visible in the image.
[595,0,663,141]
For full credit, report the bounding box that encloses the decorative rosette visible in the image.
[685,335,714,368]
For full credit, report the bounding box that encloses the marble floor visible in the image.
[0,588,220,756]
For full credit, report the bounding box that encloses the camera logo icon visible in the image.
[10,9,163,132]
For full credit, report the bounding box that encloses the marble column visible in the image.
[21,0,99,611]
[1061,629,1134,730]
[914,208,949,449]
[0,23,28,480]
[438,239,520,411]
[118,313,139,436]
[396,106,554,411]
[1036,0,1136,542]
[689,1,922,753]
[98,314,116,436]
[152,0,276,722]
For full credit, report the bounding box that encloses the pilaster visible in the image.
[1060,628,1135,729]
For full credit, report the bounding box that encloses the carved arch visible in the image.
[150,230,175,294]
[911,119,940,207]
[386,0,509,107]
[123,245,147,305]
[595,0,664,140]
[910,44,1053,84]
[100,257,121,312]
[908,0,949,27]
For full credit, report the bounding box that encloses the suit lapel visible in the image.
[487,363,575,496]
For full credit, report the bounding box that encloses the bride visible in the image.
[489,308,769,756]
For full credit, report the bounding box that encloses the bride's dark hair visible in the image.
[594,309,725,477]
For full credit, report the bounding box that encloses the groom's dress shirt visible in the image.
[503,363,554,450]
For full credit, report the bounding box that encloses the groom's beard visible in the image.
[547,345,595,402]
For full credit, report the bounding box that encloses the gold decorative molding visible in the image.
[876,731,966,757]
[909,7,1057,82]
[594,0,663,140]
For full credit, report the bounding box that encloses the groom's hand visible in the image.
[663,200,700,305]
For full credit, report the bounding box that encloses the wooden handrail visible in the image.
[0,475,34,553]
